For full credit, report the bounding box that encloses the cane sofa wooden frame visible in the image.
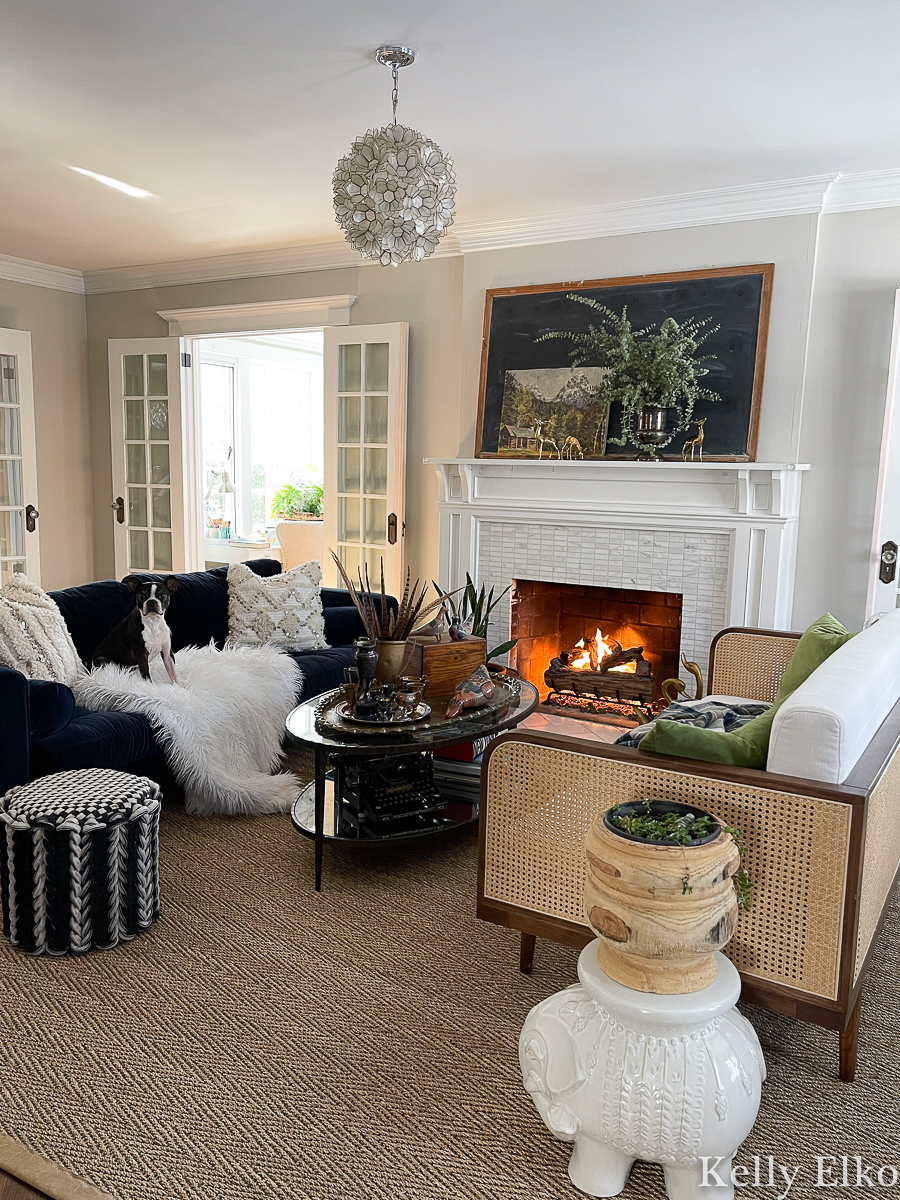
[478,627,900,1082]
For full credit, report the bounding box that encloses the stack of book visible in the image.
[432,737,491,803]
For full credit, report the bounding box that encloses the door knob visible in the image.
[25,504,39,533]
[387,512,398,545]
[111,496,125,525]
[880,540,897,584]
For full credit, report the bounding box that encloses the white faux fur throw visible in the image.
[74,643,303,817]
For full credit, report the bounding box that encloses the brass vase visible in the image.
[634,405,669,461]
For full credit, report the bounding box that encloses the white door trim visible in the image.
[0,328,40,583]
[158,296,356,336]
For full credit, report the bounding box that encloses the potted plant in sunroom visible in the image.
[541,296,721,460]
[583,798,751,994]
[270,481,324,522]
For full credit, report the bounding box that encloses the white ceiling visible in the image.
[1,0,899,272]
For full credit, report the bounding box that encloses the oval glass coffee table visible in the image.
[285,677,539,890]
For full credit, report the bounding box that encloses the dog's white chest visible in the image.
[142,614,171,661]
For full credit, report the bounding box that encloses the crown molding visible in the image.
[66,168,900,295]
[453,174,839,253]
[157,294,357,335]
[0,251,84,294]
[823,169,900,213]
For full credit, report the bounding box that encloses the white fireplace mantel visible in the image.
[425,458,810,682]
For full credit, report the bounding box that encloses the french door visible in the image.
[108,338,193,578]
[0,329,40,585]
[868,288,900,618]
[323,324,408,594]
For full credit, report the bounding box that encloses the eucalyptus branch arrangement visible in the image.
[432,574,517,661]
[331,550,449,641]
[541,295,721,452]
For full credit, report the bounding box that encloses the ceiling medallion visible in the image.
[333,45,456,267]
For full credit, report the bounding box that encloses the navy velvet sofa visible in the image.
[0,559,367,796]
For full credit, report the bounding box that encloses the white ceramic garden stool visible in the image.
[520,942,765,1200]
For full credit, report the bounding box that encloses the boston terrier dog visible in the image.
[92,575,179,683]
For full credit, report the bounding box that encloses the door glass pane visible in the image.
[129,529,149,570]
[0,355,18,405]
[153,531,173,571]
[125,398,145,440]
[0,406,20,455]
[126,443,146,484]
[148,398,169,440]
[0,560,26,586]
[0,510,24,557]
[364,547,385,580]
[124,355,144,397]
[0,458,22,506]
[364,447,387,496]
[364,395,388,444]
[337,496,360,542]
[364,343,389,392]
[150,444,170,484]
[147,355,168,396]
[338,395,361,443]
[337,344,361,392]
[337,543,360,575]
[338,447,360,493]
[151,487,171,529]
[128,487,147,527]
[364,498,386,545]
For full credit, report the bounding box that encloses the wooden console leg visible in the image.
[839,994,862,1082]
[520,932,536,975]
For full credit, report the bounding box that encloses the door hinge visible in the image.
[181,352,192,367]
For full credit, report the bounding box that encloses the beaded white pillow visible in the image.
[0,574,84,684]
[226,561,327,653]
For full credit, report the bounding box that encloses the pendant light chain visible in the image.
[391,63,399,126]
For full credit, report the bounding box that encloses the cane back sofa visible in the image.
[478,624,900,1082]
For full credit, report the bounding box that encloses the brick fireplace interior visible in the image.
[509,580,683,704]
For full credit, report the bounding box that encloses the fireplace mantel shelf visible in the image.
[425,459,810,470]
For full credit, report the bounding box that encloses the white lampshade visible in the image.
[217,471,236,495]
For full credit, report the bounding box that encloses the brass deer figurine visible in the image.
[681,418,707,461]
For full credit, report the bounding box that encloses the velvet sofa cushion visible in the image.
[639,613,854,770]
[322,604,367,647]
[51,559,283,661]
[288,644,357,703]
[27,679,76,738]
[30,707,162,775]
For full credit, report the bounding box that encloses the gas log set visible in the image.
[544,628,657,722]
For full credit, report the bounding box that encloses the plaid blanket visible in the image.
[615,698,772,749]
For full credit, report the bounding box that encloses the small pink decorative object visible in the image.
[446,664,495,718]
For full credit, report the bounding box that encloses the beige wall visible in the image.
[85,256,463,584]
[0,279,92,590]
[81,208,900,632]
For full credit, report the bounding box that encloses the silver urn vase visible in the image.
[634,405,669,461]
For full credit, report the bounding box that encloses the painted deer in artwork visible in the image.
[681,418,707,461]
[535,422,560,460]
[560,436,584,460]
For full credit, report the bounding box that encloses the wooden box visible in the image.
[405,636,487,698]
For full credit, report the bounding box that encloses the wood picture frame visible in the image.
[475,264,774,462]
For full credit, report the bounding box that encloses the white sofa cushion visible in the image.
[767,609,900,783]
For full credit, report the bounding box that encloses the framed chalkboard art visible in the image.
[475,264,774,461]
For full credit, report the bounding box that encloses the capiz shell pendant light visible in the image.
[333,45,456,267]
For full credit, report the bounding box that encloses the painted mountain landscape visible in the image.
[498,367,610,459]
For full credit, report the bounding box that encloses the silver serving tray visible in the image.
[335,701,431,726]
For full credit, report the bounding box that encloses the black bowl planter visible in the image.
[603,799,723,847]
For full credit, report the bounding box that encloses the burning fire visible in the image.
[569,629,637,674]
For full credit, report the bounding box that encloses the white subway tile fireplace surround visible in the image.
[426,459,809,686]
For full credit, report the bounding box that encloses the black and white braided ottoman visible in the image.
[0,768,161,955]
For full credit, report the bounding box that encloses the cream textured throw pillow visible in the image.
[226,561,327,652]
[0,574,84,684]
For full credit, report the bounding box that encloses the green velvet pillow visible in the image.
[773,612,855,703]
[638,613,853,770]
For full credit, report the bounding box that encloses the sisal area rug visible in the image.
[1,761,899,1200]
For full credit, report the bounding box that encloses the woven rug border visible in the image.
[0,1133,114,1200]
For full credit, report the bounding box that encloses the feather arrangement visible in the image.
[331,551,451,641]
